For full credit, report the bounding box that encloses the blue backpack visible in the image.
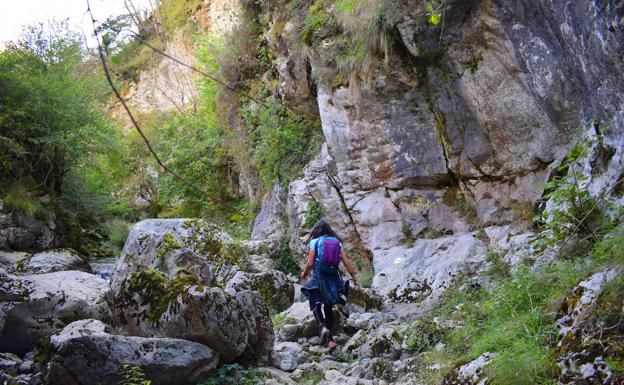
[314,236,341,274]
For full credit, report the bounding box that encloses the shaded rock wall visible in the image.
[253,0,624,303]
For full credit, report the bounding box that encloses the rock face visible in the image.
[556,268,622,385]
[252,180,288,242]
[44,319,219,385]
[373,234,487,303]
[13,249,91,274]
[247,0,624,308]
[0,270,109,355]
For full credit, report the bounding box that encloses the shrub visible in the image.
[303,201,325,228]
[274,245,301,275]
[104,218,131,255]
[414,260,591,384]
[118,364,151,385]
[197,363,260,385]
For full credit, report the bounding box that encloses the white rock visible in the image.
[271,342,302,372]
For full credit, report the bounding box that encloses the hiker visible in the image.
[301,219,360,351]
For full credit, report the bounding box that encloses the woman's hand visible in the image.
[353,280,361,290]
[300,270,308,281]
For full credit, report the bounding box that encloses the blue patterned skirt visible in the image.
[301,270,345,309]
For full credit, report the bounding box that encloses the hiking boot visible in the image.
[319,326,330,346]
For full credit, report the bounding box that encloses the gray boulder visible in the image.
[110,218,235,295]
[225,270,294,312]
[44,319,218,385]
[274,302,343,342]
[0,270,109,355]
[14,249,91,274]
[111,282,273,363]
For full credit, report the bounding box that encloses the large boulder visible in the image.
[225,270,294,312]
[373,233,487,303]
[0,270,109,355]
[44,319,219,385]
[110,218,236,295]
[13,249,91,274]
[111,278,274,363]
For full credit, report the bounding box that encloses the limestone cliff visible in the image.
[247,0,624,306]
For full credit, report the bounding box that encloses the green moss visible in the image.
[33,336,54,367]
[301,0,339,46]
[274,245,300,275]
[155,234,182,270]
[463,53,483,74]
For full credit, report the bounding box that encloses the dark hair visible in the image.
[308,219,341,243]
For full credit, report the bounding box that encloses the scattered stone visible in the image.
[271,342,302,371]
[0,352,22,375]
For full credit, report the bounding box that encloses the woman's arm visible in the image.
[340,249,361,289]
[300,248,315,281]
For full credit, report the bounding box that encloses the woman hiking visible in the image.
[301,219,360,351]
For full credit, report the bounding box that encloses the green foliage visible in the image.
[415,261,590,384]
[158,0,204,35]
[197,363,260,385]
[272,313,296,330]
[424,3,442,26]
[355,259,374,288]
[485,248,510,277]
[402,316,445,353]
[110,36,163,82]
[104,218,131,256]
[0,21,135,252]
[274,245,301,275]
[303,201,325,228]
[592,225,624,265]
[118,364,151,385]
[402,222,414,246]
[301,0,340,46]
[535,138,615,252]
[242,99,323,189]
[299,372,324,385]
